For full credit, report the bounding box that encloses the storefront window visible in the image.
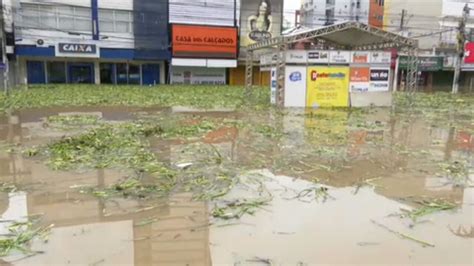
[116,63,128,84]
[100,63,115,84]
[47,62,66,84]
[128,64,140,84]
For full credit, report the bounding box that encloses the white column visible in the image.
[94,61,100,85]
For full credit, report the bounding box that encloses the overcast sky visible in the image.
[284,0,301,24]
[285,0,301,12]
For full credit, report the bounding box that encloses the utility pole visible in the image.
[400,9,406,32]
[453,4,470,94]
[1,0,9,94]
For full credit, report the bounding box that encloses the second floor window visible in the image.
[21,3,92,32]
[99,9,134,33]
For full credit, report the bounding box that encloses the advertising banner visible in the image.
[270,67,277,105]
[306,67,350,107]
[286,50,308,64]
[349,67,370,92]
[240,0,284,47]
[307,51,329,64]
[171,67,226,85]
[172,24,238,59]
[465,42,474,64]
[398,56,443,71]
[352,51,370,64]
[369,68,390,92]
[330,51,351,64]
[284,66,307,107]
[370,52,391,64]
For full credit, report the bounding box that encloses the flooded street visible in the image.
[0,105,473,265]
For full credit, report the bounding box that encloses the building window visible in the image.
[99,9,133,33]
[100,63,116,84]
[20,3,92,32]
[128,64,141,85]
[47,62,66,84]
[116,63,128,84]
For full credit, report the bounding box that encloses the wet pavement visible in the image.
[0,105,473,265]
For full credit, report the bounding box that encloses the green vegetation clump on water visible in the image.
[0,85,270,113]
[0,219,53,257]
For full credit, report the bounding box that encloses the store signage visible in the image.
[350,67,370,92]
[240,0,284,46]
[285,66,307,107]
[398,56,443,71]
[172,24,238,59]
[307,51,329,63]
[464,42,474,64]
[370,52,391,64]
[369,68,390,92]
[306,67,350,107]
[171,67,226,85]
[58,43,97,54]
[289,71,302,82]
[286,51,307,64]
[329,51,351,64]
[352,52,370,64]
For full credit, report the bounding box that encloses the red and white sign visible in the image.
[464,42,474,64]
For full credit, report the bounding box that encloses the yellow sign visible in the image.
[306,67,350,107]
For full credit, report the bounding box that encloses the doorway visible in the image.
[68,63,94,84]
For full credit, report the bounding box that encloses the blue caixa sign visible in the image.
[289,72,302,82]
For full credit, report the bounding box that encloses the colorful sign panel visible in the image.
[370,52,391,64]
[329,51,351,64]
[307,50,329,64]
[369,68,390,92]
[464,42,474,64]
[306,67,350,107]
[284,66,307,107]
[172,24,238,59]
[352,52,370,64]
[350,67,370,92]
[240,0,284,47]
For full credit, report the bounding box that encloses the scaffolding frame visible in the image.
[245,21,418,107]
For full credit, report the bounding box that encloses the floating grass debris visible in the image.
[29,122,162,171]
[0,220,54,257]
[0,85,270,113]
[0,183,18,193]
[400,199,457,222]
[45,114,100,129]
[211,199,269,220]
[75,178,174,199]
[371,220,435,248]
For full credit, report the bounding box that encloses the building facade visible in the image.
[300,0,371,28]
[169,0,239,85]
[10,0,169,86]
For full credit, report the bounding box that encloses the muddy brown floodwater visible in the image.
[0,106,473,265]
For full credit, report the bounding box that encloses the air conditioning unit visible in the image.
[35,39,49,47]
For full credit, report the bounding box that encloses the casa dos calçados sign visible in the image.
[172,25,238,59]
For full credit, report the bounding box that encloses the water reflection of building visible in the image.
[0,108,211,266]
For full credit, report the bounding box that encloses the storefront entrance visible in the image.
[68,63,94,84]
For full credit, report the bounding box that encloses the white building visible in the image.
[300,0,369,27]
